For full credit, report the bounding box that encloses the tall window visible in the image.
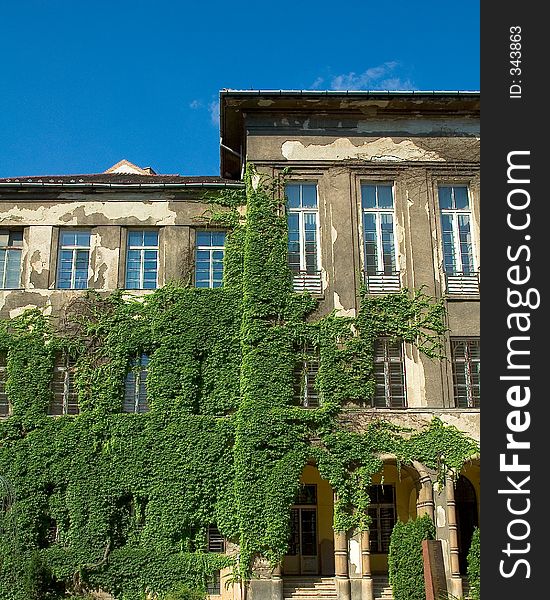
[125,230,159,289]
[57,230,91,289]
[0,352,8,417]
[49,352,78,415]
[373,338,406,408]
[0,230,23,289]
[286,182,320,270]
[124,354,149,413]
[195,231,226,288]
[361,184,397,276]
[451,338,480,408]
[368,485,396,553]
[293,343,320,408]
[438,186,475,276]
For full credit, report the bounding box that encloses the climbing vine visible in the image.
[0,165,478,599]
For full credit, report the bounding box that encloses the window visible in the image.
[0,229,23,289]
[438,186,478,294]
[361,184,399,293]
[451,338,480,408]
[57,229,91,289]
[286,183,322,293]
[368,485,396,553]
[207,525,225,553]
[207,571,221,596]
[49,352,78,415]
[0,352,8,417]
[293,343,320,408]
[124,354,149,413]
[195,231,226,288]
[373,338,406,408]
[125,230,159,289]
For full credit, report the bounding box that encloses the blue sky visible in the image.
[0,0,480,178]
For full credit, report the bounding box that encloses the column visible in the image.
[446,480,464,599]
[271,563,283,600]
[360,530,374,600]
[334,529,351,600]
[416,473,435,520]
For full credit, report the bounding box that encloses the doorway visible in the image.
[284,484,319,575]
[455,475,479,574]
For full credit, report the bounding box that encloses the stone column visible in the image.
[416,473,435,520]
[446,480,464,599]
[334,529,351,600]
[271,563,283,600]
[360,530,374,600]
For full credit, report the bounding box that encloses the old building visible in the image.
[0,90,479,600]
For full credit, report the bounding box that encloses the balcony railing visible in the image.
[292,270,323,294]
[445,271,480,296]
[364,271,401,295]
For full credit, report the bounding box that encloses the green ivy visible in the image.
[467,528,480,600]
[0,165,478,598]
[388,516,436,600]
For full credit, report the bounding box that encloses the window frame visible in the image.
[56,229,91,290]
[194,230,226,289]
[293,343,321,408]
[123,354,150,413]
[0,229,24,290]
[49,352,79,416]
[373,337,406,408]
[359,183,398,276]
[437,185,477,276]
[450,337,480,409]
[124,229,160,290]
[285,181,322,275]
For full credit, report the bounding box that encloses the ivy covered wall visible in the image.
[0,167,478,599]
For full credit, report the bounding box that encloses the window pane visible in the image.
[453,186,469,209]
[128,230,144,247]
[438,187,453,210]
[60,230,77,246]
[143,231,158,247]
[301,184,317,208]
[361,185,376,209]
[377,186,393,209]
[5,250,22,288]
[212,231,226,246]
[285,185,300,209]
[10,231,23,247]
[196,231,212,246]
[75,231,90,247]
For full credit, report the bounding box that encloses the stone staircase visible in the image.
[283,577,337,600]
[373,576,393,600]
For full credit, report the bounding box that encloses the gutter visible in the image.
[0,181,245,190]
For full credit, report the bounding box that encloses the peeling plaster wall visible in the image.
[252,108,479,421]
[0,192,215,319]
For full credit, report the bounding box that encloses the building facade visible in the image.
[0,91,479,600]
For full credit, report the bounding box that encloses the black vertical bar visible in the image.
[482,3,547,598]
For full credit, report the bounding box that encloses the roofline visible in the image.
[0,181,245,190]
[220,89,480,97]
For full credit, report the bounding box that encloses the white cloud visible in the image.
[310,77,324,90]
[208,100,220,126]
[189,100,202,109]
[329,62,415,91]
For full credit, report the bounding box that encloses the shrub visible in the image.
[467,528,480,600]
[388,515,436,600]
